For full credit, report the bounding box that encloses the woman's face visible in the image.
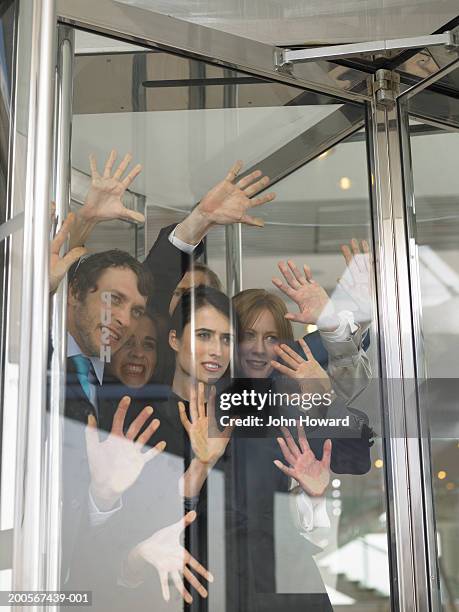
[239,308,280,378]
[110,316,158,388]
[170,305,233,384]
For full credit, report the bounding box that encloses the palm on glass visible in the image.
[274,424,332,497]
[86,396,166,507]
[338,239,373,324]
[272,260,335,326]
[197,161,276,228]
[129,511,213,604]
[271,338,331,395]
[49,212,87,293]
[178,383,232,466]
[83,149,145,223]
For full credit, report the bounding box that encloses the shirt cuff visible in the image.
[295,490,330,533]
[88,489,122,527]
[168,226,198,254]
[319,310,358,342]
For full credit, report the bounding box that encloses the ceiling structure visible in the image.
[114,0,459,45]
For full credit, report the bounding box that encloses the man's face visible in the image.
[169,270,209,315]
[68,267,147,358]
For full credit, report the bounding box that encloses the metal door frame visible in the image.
[7,0,459,609]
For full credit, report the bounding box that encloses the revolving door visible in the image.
[0,0,458,610]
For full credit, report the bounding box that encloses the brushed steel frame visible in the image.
[45,24,75,594]
[367,98,435,612]
[397,97,443,612]
[13,0,56,601]
[56,0,370,104]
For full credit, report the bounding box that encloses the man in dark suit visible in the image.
[61,249,159,583]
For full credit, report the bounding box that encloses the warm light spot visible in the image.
[446,483,455,491]
[437,470,447,480]
[339,176,352,190]
[318,150,331,159]
[374,459,384,468]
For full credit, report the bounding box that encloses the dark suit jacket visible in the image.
[143,223,204,316]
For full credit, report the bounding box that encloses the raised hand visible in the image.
[274,424,332,497]
[271,338,331,395]
[178,383,232,466]
[272,260,336,327]
[86,396,166,510]
[197,161,276,227]
[338,239,372,324]
[82,149,144,224]
[127,511,213,604]
[49,212,87,293]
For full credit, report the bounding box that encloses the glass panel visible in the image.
[405,80,459,611]
[114,0,459,46]
[52,26,392,612]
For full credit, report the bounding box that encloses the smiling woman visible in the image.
[233,288,293,379]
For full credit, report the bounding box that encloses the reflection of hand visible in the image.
[179,383,232,466]
[86,396,165,510]
[81,150,144,223]
[338,239,372,324]
[272,260,336,327]
[271,339,331,395]
[128,511,213,604]
[197,161,276,227]
[274,424,332,497]
[49,212,86,293]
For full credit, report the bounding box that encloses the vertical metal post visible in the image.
[45,24,74,593]
[13,0,56,600]
[223,70,242,296]
[367,88,432,611]
[225,224,242,296]
[398,97,442,612]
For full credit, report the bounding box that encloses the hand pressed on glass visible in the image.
[49,212,87,293]
[271,338,331,395]
[338,238,373,324]
[126,511,213,604]
[178,382,232,466]
[83,149,144,223]
[85,396,165,510]
[274,424,332,497]
[196,160,276,228]
[272,260,337,329]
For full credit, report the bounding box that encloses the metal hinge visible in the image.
[368,69,400,109]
